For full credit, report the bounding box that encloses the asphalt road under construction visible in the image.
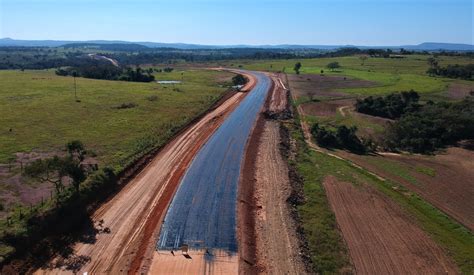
[157,72,270,252]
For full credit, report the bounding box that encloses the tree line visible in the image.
[426,57,473,80]
[55,60,155,82]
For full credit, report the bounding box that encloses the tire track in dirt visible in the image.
[254,120,306,274]
[323,175,459,274]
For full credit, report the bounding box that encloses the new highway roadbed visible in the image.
[152,72,271,273]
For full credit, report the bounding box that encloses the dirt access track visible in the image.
[35,70,258,274]
[252,73,306,273]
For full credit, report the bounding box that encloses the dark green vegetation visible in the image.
[294,62,302,74]
[427,59,474,80]
[56,59,156,82]
[385,97,474,153]
[231,74,247,86]
[326,61,340,71]
[311,124,367,153]
[0,46,326,70]
[353,89,474,153]
[355,90,420,119]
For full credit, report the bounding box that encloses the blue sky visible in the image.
[0,0,472,45]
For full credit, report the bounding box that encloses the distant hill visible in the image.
[401,42,474,51]
[62,43,149,51]
[1,38,473,51]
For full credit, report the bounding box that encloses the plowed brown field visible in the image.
[323,175,459,274]
[338,148,474,231]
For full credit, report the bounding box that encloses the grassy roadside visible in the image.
[285,117,352,273]
[288,114,474,273]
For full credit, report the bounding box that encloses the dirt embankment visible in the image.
[34,88,249,274]
[253,121,306,274]
[323,175,459,274]
[238,73,306,274]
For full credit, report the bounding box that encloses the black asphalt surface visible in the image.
[157,72,270,252]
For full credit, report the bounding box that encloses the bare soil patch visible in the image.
[338,147,474,231]
[323,175,459,274]
[301,98,355,117]
[288,74,376,99]
[447,82,474,99]
[0,151,77,217]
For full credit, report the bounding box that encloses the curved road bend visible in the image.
[157,72,271,252]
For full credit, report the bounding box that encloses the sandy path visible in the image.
[35,90,248,275]
[323,176,459,275]
[266,73,288,113]
[254,120,306,274]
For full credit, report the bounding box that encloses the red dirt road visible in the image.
[35,89,248,274]
[323,176,459,275]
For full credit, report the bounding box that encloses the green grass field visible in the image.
[229,55,472,97]
[0,69,233,170]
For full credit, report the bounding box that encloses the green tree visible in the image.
[232,74,247,86]
[294,62,302,74]
[25,141,90,198]
[427,57,439,68]
[327,62,340,71]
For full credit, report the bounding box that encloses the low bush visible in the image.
[114,102,137,109]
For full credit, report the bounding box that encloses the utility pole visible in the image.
[72,71,78,101]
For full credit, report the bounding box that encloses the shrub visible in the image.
[115,102,137,109]
[232,74,247,86]
[146,95,158,101]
